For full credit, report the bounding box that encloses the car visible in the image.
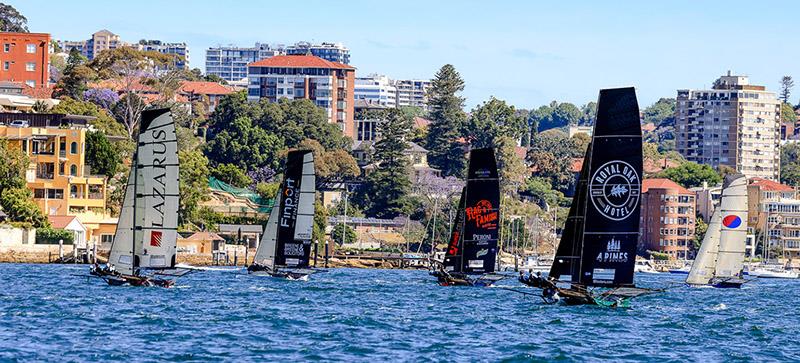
[9,120,29,128]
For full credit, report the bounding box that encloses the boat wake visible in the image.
[711,303,728,311]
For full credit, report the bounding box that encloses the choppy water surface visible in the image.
[1,264,799,362]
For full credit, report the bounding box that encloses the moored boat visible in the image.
[746,267,799,279]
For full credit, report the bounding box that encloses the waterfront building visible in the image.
[690,182,723,223]
[747,178,800,262]
[178,81,235,113]
[136,40,189,69]
[0,32,50,88]
[327,216,406,250]
[676,72,781,180]
[205,43,284,85]
[286,42,349,64]
[354,99,387,142]
[354,74,397,108]
[639,178,696,260]
[247,54,356,138]
[394,79,431,110]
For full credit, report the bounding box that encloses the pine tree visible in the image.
[54,48,92,100]
[363,109,413,218]
[426,64,467,177]
[780,76,794,104]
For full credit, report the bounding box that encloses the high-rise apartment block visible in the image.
[206,43,284,85]
[286,42,349,64]
[395,79,431,110]
[247,55,356,138]
[676,73,781,180]
[137,40,190,69]
[0,32,50,88]
[354,74,397,108]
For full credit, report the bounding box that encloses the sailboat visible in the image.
[247,150,317,280]
[686,174,749,288]
[90,109,187,287]
[431,148,505,287]
[520,87,658,306]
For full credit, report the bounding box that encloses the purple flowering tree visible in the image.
[83,88,120,111]
[248,166,276,186]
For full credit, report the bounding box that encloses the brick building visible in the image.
[639,178,697,260]
[0,32,50,88]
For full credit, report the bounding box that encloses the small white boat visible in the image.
[668,263,692,274]
[746,267,799,279]
[634,259,660,274]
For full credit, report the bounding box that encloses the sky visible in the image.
[14,0,800,109]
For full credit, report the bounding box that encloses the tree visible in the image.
[780,76,794,104]
[51,97,127,137]
[313,200,328,252]
[210,163,252,188]
[178,150,210,226]
[0,139,46,227]
[85,131,120,180]
[781,143,800,186]
[579,102,597,126]
[570,133,590,157]
[654,162,722,189]
[781,102,797,126]
[693,216,708,251]
[527,130,576,193]
[495,135,526,194]
[205,116,283,171]
[0,3,28,32]
[361,109,413,218]
[466,97,526,147]
[54,48,94,100]
[425,64,468,177]
[83,88,119,111]
[296,139,359,186]
[332,223,356,245]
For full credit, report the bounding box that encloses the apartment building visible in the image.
[354,74,397,108]
[676,72,781,180]
[0,113,108,234]
[395,79,431,110]
[247,54,356,138]
[286,42,349,64]
[0,32,50,88]
[137,40,189,69]
[639,178,697,260]
[747,178,800,261]
[206,43,284,85]
[58,29,129,60]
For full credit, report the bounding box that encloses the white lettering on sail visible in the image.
[149,126,168,227]
[284,243,304,257]
[590,160,640,221]
[280,178,297,228]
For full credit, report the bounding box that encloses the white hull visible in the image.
[746,268,799,279]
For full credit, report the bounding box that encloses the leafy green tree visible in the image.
[361,109,413,218]
[654,162,722,189]
[178,150,210,226]
[425,64,468,177]
[466,97,526,147]
[781,76,794,104]
[313,200,328,252]
[522,176,565,208]
[694,215,708,251]
[781,102,797,127]
[643,98,676,127]
[570,133,590,157]
[255,182,280,201]
[579,102,597,126]
[781,143,800,186]
[527,130,576,193]
[0,3,28,32]
[495,135,526,194]
[205,116,283,171]
[332,223,357,245]
[51,97,127,137]
[85,131,120,180]
[211,163,252,188]
[296,139,359,186]
[0,139,28,192]
[54,49,94,100]
[528,101,582,133]
[0,139,47,227]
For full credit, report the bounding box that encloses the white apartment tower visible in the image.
[676,73,781,180]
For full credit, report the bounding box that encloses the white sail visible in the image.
[714,174,748,278]
[254,201,280,267]
[686,209,722,285]
[107,109,179,275]
[294,152,315,241]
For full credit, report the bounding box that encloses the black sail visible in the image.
[443,187,466,272]
[274,150,315,268]
[577,87,642,287]
[461,148,500,274]
[549,149,591,280]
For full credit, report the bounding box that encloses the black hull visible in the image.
[433,270,505,287]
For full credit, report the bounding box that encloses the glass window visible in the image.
[70,142,77,154]
[3,44,8,52]
[25,80,34,87]
[70,164,77,176]
[3,61,8,70]
[26,44,35,53]
[26,62,34,71]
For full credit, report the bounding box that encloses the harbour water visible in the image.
[1,264,799,362]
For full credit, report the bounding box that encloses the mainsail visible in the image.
[713,174,748,278]
[686,210,722,285]
[461,148,500,274]
[549,87,642,287]
[254,150,316,269]
[108,109,179,275]
[443,187,466,272]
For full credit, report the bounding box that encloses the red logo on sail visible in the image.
[447,231,460,255]
[150,231,162,247]
[466,200,498,229]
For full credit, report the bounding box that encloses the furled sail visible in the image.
[548,88,642,287]
[714,174,748,278]
[274,150,316,268]
[461,148,500,274]
[686,210,722,285]
[443,187,466,272]
[253,203,280,268]
[108,109,179,275]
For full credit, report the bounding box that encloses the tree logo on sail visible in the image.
[590,160,640,221]
[596,238,628,263]
[466,200,498,229]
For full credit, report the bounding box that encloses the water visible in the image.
[1,264,799,362]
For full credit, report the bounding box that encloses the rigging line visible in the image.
[496,286,541,297]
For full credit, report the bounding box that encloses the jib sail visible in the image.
[443,187,466,272]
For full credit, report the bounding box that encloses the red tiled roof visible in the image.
[642,178,691,194]
[514,146,527,161]
[413,117,430,129]
[183,231,224,242]
[248,55,355,70]
[644,158,680,174]
[571,158,583,173]
[750,177,793,192]
[22,84,54,99]
[48,215,76,229]
[179,81,234,96]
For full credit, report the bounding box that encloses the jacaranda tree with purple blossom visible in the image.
[83,88,119,111]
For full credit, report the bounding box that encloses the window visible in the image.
[26,44,35,53]
[101,234,114,245]
[26,62,35,71]
[3,43,8,52]
[3,61,8,70]
[59,161,65,175]
[25,80,34,88]
[70,164,77,176]
[70,142,77,154]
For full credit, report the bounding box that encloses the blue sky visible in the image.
[15,0,800,109]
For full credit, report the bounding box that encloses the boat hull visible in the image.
[248,265,315,280]
[432,270,505,287]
